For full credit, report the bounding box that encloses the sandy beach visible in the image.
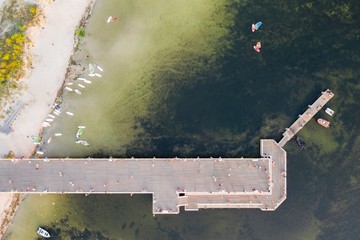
[0,0,95,237]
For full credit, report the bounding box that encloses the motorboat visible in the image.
[37,227,50,238]
[325,108,334,116]
[76,128,83,139]
[295,136,306,150]
[76,140,90,146]
[317,118,330,128]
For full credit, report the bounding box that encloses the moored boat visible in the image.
[76,128,84,139]
[325,108,334,116]
[37,227,51,238]
[317,118,330,128]
[76,140,90,146]
[295,136,306,149]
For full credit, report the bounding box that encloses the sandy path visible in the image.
[0,0,95,237]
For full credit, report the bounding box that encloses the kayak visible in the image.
[252,21,262,32]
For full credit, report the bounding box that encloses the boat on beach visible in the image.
[295,136,306,150]
[37,227,51,238]
[317,118,330,128]
[325,108,334,116]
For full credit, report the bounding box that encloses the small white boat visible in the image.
[66,82,74,86]
[325,108,334,116]
[66,112,74,116]
[78,126,86,129]
[47,137,52,144]
[89,63,95,74]
[107,16,113,23]
[83,79,92,84]
[53,111,60,116]
[94,73,102,77]
[78,84,85,88]
[88,73,96,77]
[75,89,82,95]
[37,227,51,238]
[48,114,55,118]
[36,151,44,155]
[33,142,40,145]
[77,77,87,81]
[42,122,50,127]
[97,66,104,72]
[76,140,90,146]
[45,118,54,122]
[65,87,73,92]
[54,133,62,136]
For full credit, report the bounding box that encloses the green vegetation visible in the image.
[75,27,85,37]
[0,1,39,100]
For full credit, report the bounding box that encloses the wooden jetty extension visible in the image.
[278,89,334,147]
[0,89,333,215]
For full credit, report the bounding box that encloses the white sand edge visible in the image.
[0,0,95,237]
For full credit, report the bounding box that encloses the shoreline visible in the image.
[0,0,96,237]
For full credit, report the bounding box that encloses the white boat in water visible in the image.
[75,89,81,95]
[48,114,55,118]
[54,133,62,136]
[36,151,44,155]
[94,73,102,77]
[45,118,54,122]
[66,82,74,86]
[77,77,87,81]
[37,227,51,238]
[83,79,92,84]
[325,108,334,116]
[78,126,86,129]
[76,140,90,146]
[78,83,85,88]
[88,73,95,77]
[65,87,73,92]
[47,137,52,144]
[66,112,74,116]
[97,65,104,72]
[89,63,95,74]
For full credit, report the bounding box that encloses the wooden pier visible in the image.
[0,140,286,215]
[278,89,334,147]
[0,89,334,215]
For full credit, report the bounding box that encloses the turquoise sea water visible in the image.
[4,0,360,239]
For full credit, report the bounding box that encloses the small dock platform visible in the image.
[278,89,334,147]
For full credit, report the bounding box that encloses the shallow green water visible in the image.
[4,0,360,239]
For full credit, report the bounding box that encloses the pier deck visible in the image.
[278,89,334,147]
[0,140,285,214]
